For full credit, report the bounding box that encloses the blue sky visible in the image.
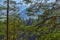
[12,0,56,3]
[0,0,56,20]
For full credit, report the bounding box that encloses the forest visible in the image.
[0,0,60,40]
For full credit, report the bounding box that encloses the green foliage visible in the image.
[0,0,60,40]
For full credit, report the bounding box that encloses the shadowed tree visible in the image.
[1,0,60,40]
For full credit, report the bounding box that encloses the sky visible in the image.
[0,0,56,20]
[13,0,24,3]
[12,0,56,3]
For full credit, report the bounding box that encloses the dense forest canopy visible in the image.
[0,0,60,40]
